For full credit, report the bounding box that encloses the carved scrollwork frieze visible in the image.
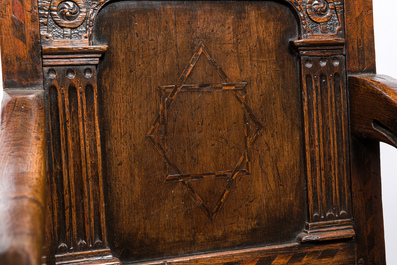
[38,0,344,44]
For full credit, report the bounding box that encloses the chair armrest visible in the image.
[0,90,46,265]
[350,74,397,147]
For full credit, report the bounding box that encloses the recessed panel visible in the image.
[94,1,305,262]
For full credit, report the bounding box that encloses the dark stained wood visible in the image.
[348,74,397,265]
[136,241,355,265]
[292,39,354,243]
[348,74,397,264]
[0,0,43,88]
[43,45,121,265]
[0,0,391,264]
[0,90,46,265]
[350,74,397,147]
[344,1,385,263]
[93,2,308,262]
[42,45,108,66]
[350,138,386,265]
[344,0,376,73]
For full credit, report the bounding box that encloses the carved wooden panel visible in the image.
[39,0,360,264]
[292,39,354,242]
[43,46,120,264]
[38,0,345,44]
[146,41,264,220]
[93,1,305,262]
[302,55,350,222]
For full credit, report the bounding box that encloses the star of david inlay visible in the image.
[146,41,264,220]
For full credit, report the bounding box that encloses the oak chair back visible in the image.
[0,0,387,264]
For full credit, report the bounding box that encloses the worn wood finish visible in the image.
[0,90,46,265]
[348,75,397,264]
[344,0,376,73]
[350,74,397,147]
[292,38,354,242]
[37,0,382,264]
[93,2,308,262]
[0,0,43,88]
[343,1,385,264]
[350,138,386,265]
[0,0,383,263]
[38,0,344,43]
[135,241,355,265]
[43,45,121,265]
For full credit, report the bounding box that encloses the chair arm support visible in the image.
[350,74,397,147]
[0,90,46,265]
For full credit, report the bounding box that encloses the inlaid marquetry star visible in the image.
[146,41,264,220]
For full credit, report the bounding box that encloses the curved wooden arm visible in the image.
[0,90,46,265]
[350,74,397,147]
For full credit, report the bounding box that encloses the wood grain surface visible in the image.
[93,1,305,262]
[0,90,46,265]
[0,0,43,88]
[133,241,355,265]
[344,0,376,74]
[350,74,397,146]
[0,0,385,263]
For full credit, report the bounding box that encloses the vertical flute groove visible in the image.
[58,87,71,249]
[304,73,316,220]
[330,73,339,216]
[300,56,351,223]
[337,72,349,216]
[77,86,90,247]
[64,86,79,248]
[316,76,327,218]
[49,86,60,248]
[324,73,335,218]
[313,75,324,219]
[82,86,95,246]
[93,84,107,245]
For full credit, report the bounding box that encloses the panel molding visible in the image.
[133,241,355,265]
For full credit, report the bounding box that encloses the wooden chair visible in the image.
[0,0,393,264]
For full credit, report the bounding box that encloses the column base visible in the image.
[297,219,355,243]
[55,248,121,265]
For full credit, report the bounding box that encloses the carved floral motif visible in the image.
[306,0,335,23]
[58,1,80,22]
[50,0,87,28]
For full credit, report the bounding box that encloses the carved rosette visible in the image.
[38,0,344,43]
[306,0,335,23]
[292,38,355,243]
[40,0,90,41]
[50,0,87,28]
[305,0,343,34]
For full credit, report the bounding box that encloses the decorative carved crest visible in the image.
[38,0,344,43]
